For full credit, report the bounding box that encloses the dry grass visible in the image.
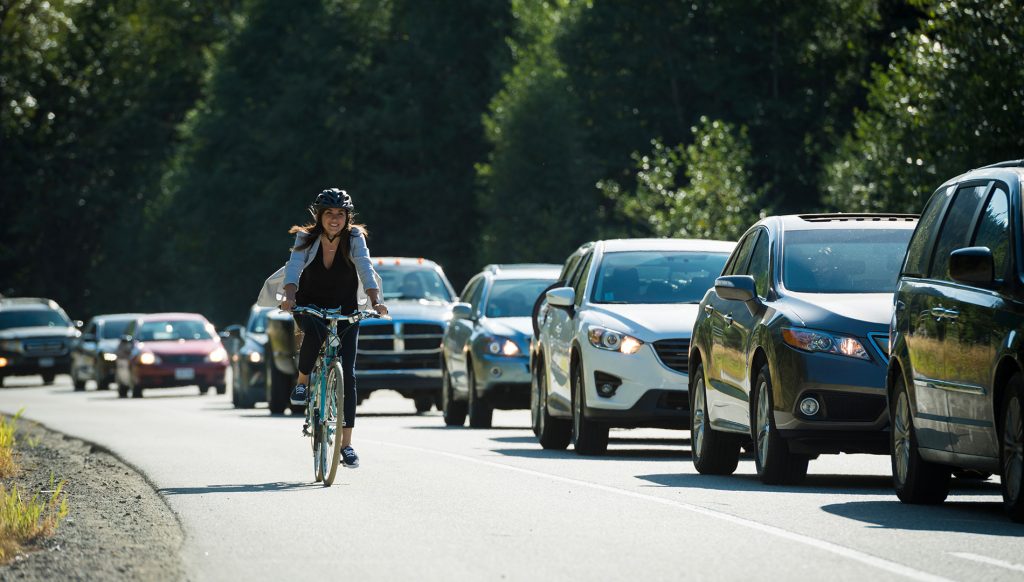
[0,474,69,563]
[0,411,21,479]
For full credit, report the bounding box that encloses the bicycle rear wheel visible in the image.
[323,360,346,486]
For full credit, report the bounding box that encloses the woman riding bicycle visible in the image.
[278,188,388,468]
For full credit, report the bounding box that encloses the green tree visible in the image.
[601,117,765,241]
[824,0,1024,213]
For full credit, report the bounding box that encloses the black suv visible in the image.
[0,298,81,386]
[689,214,917,484]
[888,159,1024,521]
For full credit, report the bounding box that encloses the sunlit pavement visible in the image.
[1,375,1022,581]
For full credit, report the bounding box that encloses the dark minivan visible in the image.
[888,160,1024,521]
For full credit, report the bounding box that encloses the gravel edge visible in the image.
[0,416,185,581]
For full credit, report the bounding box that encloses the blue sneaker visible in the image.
[341,446,359,468]
[289,383,308,406]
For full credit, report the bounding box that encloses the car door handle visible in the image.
[930,307,959,321]
[704,304,714,315]
[943,309,959,322]
[723,314,734,327]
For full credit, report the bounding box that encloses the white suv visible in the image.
[530,239,735,454]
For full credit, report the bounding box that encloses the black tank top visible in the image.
[295,244,358,311]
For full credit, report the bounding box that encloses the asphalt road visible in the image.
[1,375,1022,581]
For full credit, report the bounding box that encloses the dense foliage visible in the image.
[2,0,1021,323]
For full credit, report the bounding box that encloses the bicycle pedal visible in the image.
[301,423,312,437]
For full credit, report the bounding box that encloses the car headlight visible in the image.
[1,340,21,353]
[102,352,118,362]
[207,347,228,363]
[781,327,869,360]
[248,351,262,364]
[587,326,644,355]
[486,337,521,357]
[138,352,160,365]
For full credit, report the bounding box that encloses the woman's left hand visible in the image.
[373,303,389,316]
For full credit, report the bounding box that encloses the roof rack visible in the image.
[484,263,561,274]
[979,159,1024,169]
[798,213,919,223]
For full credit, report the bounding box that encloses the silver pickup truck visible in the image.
[264,257,456,414]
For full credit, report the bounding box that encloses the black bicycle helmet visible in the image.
[309,188,354,216]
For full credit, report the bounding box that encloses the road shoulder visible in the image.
[1,416,184,581]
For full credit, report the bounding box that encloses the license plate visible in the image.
[175,368,195,380]
[39,357,55,367]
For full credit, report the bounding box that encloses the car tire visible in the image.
[199,386,210,395]
[441,364,467,426]
[266,359,290,415]
[41,372,55,385]
[215,385,226,395]
[467,363,493,429]
[117,380,128,399]
[130,378,143,399]
[433,390,443,411]
[572,360,608,455]
[533,359,570,449]
[414,395,433,414]
[890,373,950,504]
[753,364,808,485]
[690,363,740,475]
[73,374,86,392]
[1000,374,1024,522]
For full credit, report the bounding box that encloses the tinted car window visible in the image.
[100,319,133,339]
[485,279,556,317]
[136,320,213,341]
[0,309,70,330]
[573,253,594,306]
[592,251,730,304]
[744,230,771,298]
[903,187,953,277]
[247,310,269,334]
[971,184,1010,278]
[724,230,758,276]
[377,266,452,302]
[930,184,989,280]
[464,278,486,311]
[783,228,913,293]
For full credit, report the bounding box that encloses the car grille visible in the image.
[359,353,439,370]
[161,354,206,365]
[821,393,886,422]
[23,339,68,356]
[357,322,443,354]
[652,339,691,374]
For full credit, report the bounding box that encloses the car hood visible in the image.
[0,327,78,340]
[586,304,701,340]
[387,300,452,322]
[139,339,221,355]
[784,292,893,330]
[481,317,532,338]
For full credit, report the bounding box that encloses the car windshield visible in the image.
[100,319,133,339]
[0,309,70,330]
[783,228,914,293]
[485,279,556,318]
[248,310,269,333]
[377,266,452,302]
[591,251,730,304]
[136,320,213,342]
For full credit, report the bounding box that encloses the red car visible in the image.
[114,313,228,398]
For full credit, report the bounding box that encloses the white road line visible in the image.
[370,439,955,582]
[950,552,1024,573]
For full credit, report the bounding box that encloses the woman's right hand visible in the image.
[279,297,296,312]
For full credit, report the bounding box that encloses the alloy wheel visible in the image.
[893,391,912,486]
[756,381,771,467]
[693,376,707,458]
[1004,395,1024,504]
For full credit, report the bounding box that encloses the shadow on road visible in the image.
[159,482,322,495]
[493,446,691,461]
[821,499,1021,535]
[408,425,528,431]
[635,472,1001,497]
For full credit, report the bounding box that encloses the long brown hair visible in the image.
[288,208,368,267]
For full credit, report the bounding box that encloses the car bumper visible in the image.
[133,362,227,389]
[579,341,690,428]
[771,344,890,454]
[473,354,531,409]
[356,368,442,392]
[0,353,70,376]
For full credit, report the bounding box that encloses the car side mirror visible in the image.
[950,246,995,286]
[222,324,244,339]
[715,275,758,302]
[546,287,575,309]
[451,303,473,320]
[120,335,133,343]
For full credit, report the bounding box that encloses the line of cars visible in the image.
[434,159,1022,523]
[0,298,229,399]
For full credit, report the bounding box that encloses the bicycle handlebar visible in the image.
[292,306,389,323]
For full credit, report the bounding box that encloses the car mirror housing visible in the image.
[949,246,996,286]
[451,303,473,320]
[546,287,576,309]
[715,275,758,303]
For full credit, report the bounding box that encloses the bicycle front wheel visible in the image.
[322,360,346,486]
